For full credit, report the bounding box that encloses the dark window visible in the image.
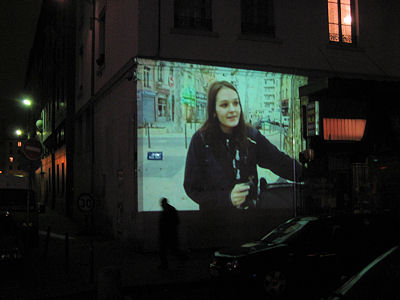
[48,168,51,192]
[46,179,49,199]
[241,0,275,36]
[174,0,212,31]
[158,63,164,82]
[157,98,167,117]
[96,8,106,67]
[144,67,151,88]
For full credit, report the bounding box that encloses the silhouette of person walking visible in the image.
[158,197,181,269]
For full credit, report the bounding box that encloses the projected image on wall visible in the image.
[137,59,308,211]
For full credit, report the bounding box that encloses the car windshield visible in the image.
[261,218,314,244]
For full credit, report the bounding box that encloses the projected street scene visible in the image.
[137,59,308,211]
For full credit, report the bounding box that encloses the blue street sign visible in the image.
[147,152,163,160]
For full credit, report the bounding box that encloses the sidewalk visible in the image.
[2,208,213,300]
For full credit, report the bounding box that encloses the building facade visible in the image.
[0,139,25,175]
[24,0,76,216]
[27,0,400,250]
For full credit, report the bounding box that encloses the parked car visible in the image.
[209,213,398,299]
[325,244,400,300]
[0,211,24,279]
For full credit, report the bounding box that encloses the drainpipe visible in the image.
[291,74,297,217]
[65,0,76,217]
[91,0,95,98]
[91,0,96,195]
[157,0,161,58]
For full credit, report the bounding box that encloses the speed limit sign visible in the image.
[77,193,95,213]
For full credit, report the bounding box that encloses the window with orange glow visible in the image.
[17,141,22,147]
[323,118,366,141]
[328,0,353,43]
[9,156,14,163]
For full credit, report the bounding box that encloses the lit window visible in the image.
[328,0,354,44]
[17,141,22,147]
[9,156,14,163]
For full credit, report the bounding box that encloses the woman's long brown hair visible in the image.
[200,81,248,149]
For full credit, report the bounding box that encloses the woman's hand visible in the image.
[230,183,250,208]
[299,148,315,163]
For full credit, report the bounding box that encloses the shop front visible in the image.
[300,78,400,215]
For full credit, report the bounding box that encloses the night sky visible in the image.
[0,0,42,139]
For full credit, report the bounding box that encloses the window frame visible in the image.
[144,67,151,88]
[327,0,357,45]
[96,7,106,68]
[241,0,275,37]
[173,0,213,32]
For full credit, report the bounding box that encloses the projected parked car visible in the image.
[209,214,398,298]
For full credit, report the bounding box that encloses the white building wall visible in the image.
[93,80,136,240]
[74,0,138,236]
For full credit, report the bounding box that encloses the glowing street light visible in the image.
[15,129,23,136]
[22,98,33,106]
[20,97,33,138]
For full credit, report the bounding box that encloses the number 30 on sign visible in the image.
[77,193,95,213]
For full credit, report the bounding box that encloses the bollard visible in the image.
[97,266,123,300]
[147,123,151,148]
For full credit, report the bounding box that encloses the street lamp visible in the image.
[21,97,33,139]
[22,98,33,107]
[15,129,23,136]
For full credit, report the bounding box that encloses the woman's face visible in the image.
[215,87,241,134]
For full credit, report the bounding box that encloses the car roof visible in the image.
[332,245,399,297]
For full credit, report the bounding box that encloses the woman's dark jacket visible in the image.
[183,126,304,210]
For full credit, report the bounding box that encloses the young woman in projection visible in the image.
[184,81,313,210]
